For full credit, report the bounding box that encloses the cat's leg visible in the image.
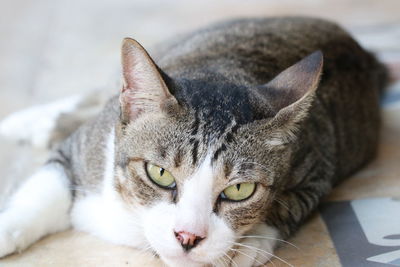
[230,224,279,267]
[0,163,72,258]
[0,95,83,148]
[0,90,108,148]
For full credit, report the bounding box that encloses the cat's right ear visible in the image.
[120,38,175,124]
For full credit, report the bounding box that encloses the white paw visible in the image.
[0,221,19,258]
[0,107,56,148]
[0,95,82,148]
[230,238,272,267]
[230,224,280,267]
[0,231,17,258]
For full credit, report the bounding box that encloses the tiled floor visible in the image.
[0,0,399,266]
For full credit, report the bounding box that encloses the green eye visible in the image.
[145,163,176,189]
[221,183,256,201]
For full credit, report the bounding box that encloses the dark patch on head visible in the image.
[172,75,266,141]
[192,140,199,165]
[212,123,241,163]
[191,112,200,136]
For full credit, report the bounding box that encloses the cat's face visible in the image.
[113,38,322,266]
[115,111,282,266]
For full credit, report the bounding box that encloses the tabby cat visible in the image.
[0,17,388,266]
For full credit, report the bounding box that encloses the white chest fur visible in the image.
[70,129,147,248]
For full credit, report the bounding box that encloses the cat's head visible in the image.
[113,38,322,266]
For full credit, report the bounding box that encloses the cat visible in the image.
[0,17,388,267]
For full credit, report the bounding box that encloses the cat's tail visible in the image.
[0,89,111,149]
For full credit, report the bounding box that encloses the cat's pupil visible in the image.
[236,184,241,191]
[159,168,165,176]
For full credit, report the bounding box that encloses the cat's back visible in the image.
[155,17,376,85]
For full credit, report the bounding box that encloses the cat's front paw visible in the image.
[229,224,281,267]
[0,214,35,259]
[0,95,81,148]
[0,228,18,258]
[0,107,59,148]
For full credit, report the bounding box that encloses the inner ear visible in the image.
[120,38,175,123]
[258,51,323,113]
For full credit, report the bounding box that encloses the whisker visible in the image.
[229,247,265,267]
[274,197,297,218]
[220,255,230,267]
[213,258,221,267]
[215,254,229,267]
[230,241,275,267]
[237,235,300,250]
[231,241,293,267]
[219,255,229,267]
[223,251,238,267]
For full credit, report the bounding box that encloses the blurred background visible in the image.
[0,0,399,266]
[1,0,399,108]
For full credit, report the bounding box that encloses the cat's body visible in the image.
[0,17,388,266]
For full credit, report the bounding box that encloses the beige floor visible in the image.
[0,0,400,266]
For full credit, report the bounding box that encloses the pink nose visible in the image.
[174,231,205,252]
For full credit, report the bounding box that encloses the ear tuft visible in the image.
[120,38,173,123]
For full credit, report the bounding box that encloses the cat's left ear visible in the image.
[120,38,176,123]
[261,50,323,114]
[257,51,323,142]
